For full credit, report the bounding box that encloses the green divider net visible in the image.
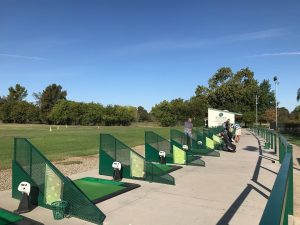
[212,135,221,143]
[173,145,186,164]
[145,131,173,164]
[171,128,220,157]
[170,129,205,166]
[99,134,175,185]
[44,164,63,205]
[12,138,106,225]
[206,137,215,150]
[130,151,145,178]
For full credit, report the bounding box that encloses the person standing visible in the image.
[184,118,193,147]
[234,123,242,143]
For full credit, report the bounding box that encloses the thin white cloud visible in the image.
[223,29,283,42]
[249,51,300,57]
[111,28,284,55]
[0,53,46,61]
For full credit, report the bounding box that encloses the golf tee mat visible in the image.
[0,208,43,225]
[72,177,140,204]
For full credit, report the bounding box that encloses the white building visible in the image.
[207,108,242,128]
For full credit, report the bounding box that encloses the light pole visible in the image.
[255,94,258,126]
[273,76,279,130]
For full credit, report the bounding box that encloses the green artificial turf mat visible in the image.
[73,178,126,201]
[77,177,124,186]
[0,209,23,225]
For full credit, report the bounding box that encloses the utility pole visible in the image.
[273,76,279,130]
[255,95,258,126]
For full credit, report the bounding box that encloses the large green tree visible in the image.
[7,84,28,102]
[103,105,135,126]
[278,107,290,123]
[257,79,275,115]
[208,67,259,114]
[137,106,150,122]
[49,100,105,125]
[151,100,177,127]
[297,88,300,102]
[39,84,67,123]
[151,67,277,127]
[188,85,209,126]
[11,101,39,123]
[291,106,300,121]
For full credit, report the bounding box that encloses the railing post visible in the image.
[259,134,294,225]
[287,145,294,222]
[274,133,277,155]
[271,133,274,149]
[279,138,284,163]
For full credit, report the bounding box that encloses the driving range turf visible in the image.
[0,124,172,169]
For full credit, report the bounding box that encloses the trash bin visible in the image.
[159,151,166,164]
[51,200,68,220]
[112,161,122,180]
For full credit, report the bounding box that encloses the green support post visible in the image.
[264,130,270,149]
[279,139,285,164]
[270,133,273,149]
[284,145,293,225]
[274,134,277,155]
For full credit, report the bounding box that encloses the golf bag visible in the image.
[222,132,236,152]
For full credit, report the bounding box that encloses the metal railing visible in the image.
[251,127,294,225]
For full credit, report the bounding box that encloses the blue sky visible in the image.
[0,0,299,112]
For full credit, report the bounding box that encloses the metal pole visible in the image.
[273,76,278,130]
[256,95,258,126]
[275,81,277,130]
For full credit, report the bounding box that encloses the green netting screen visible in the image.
[194,129,223,153]
[171,129,220,158]
[12,138,106,225]
[145,131,173,164]
[170,129,206,166]
[99,133,175,185]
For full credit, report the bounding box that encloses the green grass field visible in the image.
[283,133,300,147]
[0,124,172,169]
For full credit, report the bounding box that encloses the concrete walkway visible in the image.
[0,129,280,225]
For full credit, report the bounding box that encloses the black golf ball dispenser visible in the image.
[112,161,122,180]
[159,151,166,164]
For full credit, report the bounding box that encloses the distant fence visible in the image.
[251,127,293,225]
[270,123,300,135]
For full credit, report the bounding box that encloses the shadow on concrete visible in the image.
[297,158,300,165]
[243,146,258,152]
[294,167,300,172]
[216,131,272,225]
[260,166,277,175]
[260,155,279,162]
[215,184,268,225]
[250,147,272,193]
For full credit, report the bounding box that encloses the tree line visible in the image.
[0,84,150,125]
[0,67,299,126]
[151,67,300,126]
